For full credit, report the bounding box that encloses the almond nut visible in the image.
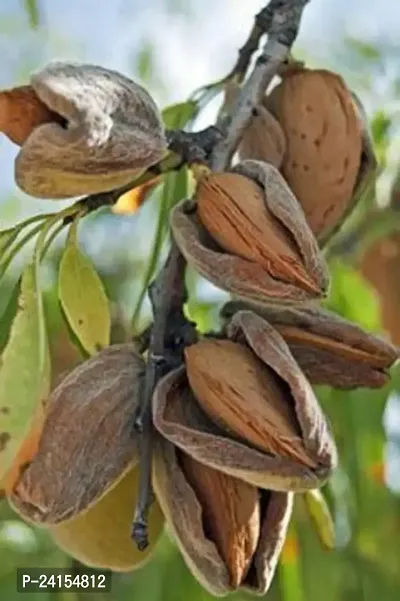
[239,104,286,168]
[267,69,363,243]
[185,339,315,468]
[180,452,260,588]
[196,171,320,295]
[0,85,63,146]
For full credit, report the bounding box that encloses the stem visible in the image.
[76,127,222,216]
[211,0,310,171]
[131,242,196,550]
[226,1,282,83]
[40,219,69,260]
[0,222,46,278]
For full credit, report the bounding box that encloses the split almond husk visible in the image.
[9,343,144,525]
[153,311,336,492]
[180,453,260,588]
[0,85,64,146]
[239,104,286,168]
[14,62,167,199]
[221,301,398,388]
[266,68,376,245]
[171,160,329,306]
[153,436,293,596]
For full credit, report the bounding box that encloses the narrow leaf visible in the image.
[23,0,40,29]
[59,235,110,355]
[0,228,20,257]
[0,264,48,479]
[131,165,189,330]
[0,281,21,353]
[162,101,198,129]
[303,489,336,550]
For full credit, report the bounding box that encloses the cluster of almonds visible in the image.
[0,64,398,596]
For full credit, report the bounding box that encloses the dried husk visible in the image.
[15,62,167,198]
[153,436,293,596]
[238,105,286,168]
[51,465,165,572]
[221,301,398,388]
[9,343,144,525]
[153,311,336,492]
[266,69,376,245]
[171,160,329,306]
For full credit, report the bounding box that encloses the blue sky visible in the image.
[1,0,399,99]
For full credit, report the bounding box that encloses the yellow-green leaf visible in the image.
[303,489,336,551]
[0,264,49,480]
[58,238,110,355]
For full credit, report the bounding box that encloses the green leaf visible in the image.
[0,229,20,257]
[0,282,20,353]
[136,41,155,83]
[346,37,382,62]
[58,232,110,356]
[162,101,198,129]
[371,111,391,146]
[325,260,381,330]
[0,264,48,480]
[23,0,39,28]
[303,489,336,551]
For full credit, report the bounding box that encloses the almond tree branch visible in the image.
[225,2,283,83]
[71,126,222,217]
[211,0,310,171]
[131,241,197,550]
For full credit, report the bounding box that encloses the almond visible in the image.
[0,85,63,146]
[9,343,145,525]
[180,452,260,588]
[239,104,286,168]
[267,69,363,242]
[195,171,320,295]
[185,339,315,468]
[221,301,398,388]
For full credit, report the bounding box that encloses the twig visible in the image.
[132,241,197,550]
[72,126,222,217]
[225,2,278,83]
[190,1,287,106]
[211,0,310,171]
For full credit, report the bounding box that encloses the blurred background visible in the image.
[1,0,400,599]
